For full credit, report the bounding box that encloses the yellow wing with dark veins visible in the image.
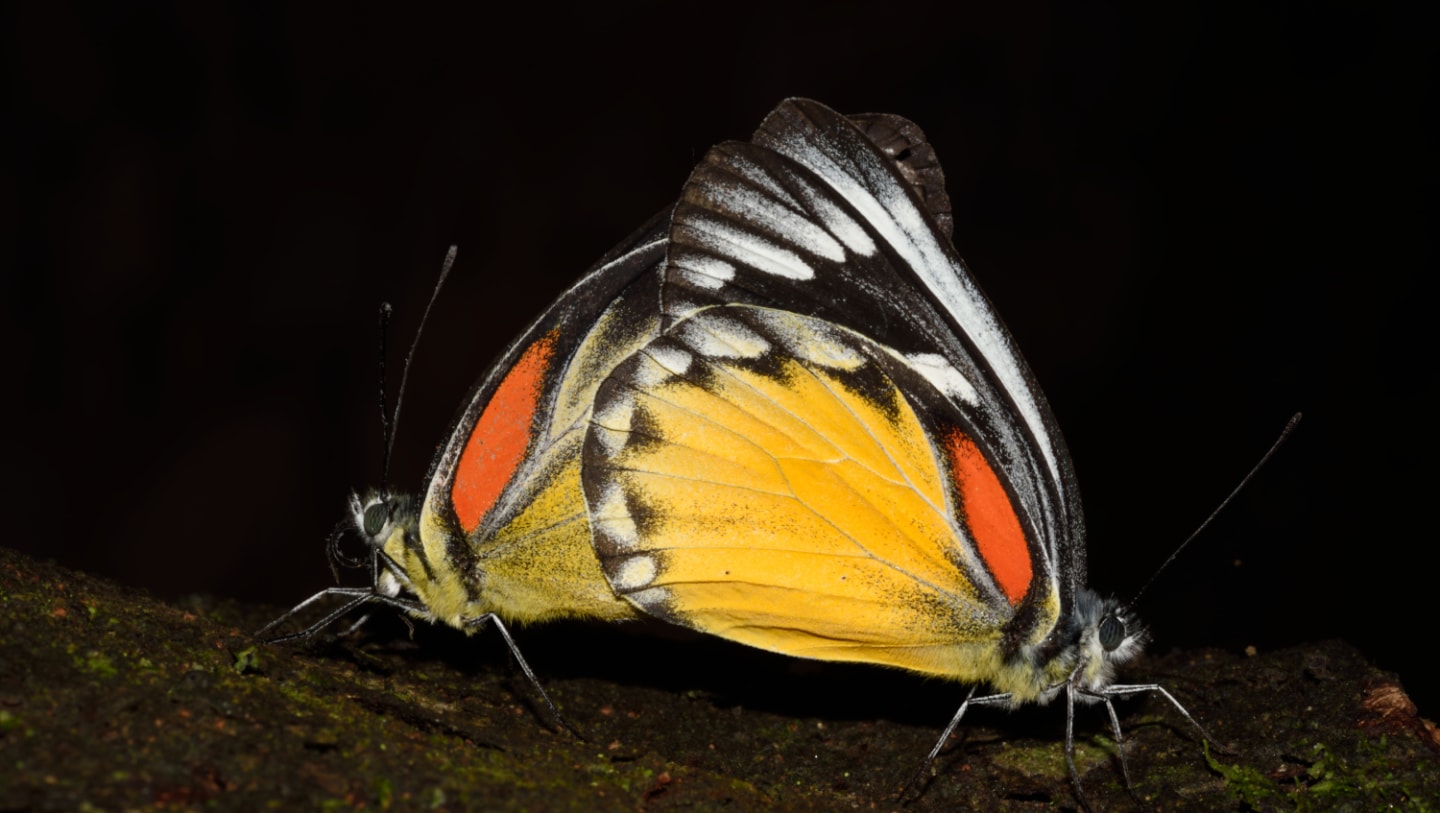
[583,306,1058,684]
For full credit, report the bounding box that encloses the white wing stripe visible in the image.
[673,253,736,289]
[903,352,979,406]
[685,217,816,281]
[721,186,848,263]
[778,131,1064,489]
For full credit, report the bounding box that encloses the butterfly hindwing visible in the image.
[583,301,1070,680]
[403,213,670,627]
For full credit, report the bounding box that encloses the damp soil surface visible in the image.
[2,545,1437,812]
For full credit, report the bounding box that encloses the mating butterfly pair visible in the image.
[265,98,1209,805]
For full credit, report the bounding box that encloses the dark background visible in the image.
[8,3,1432,713]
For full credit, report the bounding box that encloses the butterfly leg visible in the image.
[467,612,584,740]
[1073,681,1218,807]
[1098,692,1144,805]
[256,587,378,643]
[899,687,1011,800]
[1099,682,1217,747]
[1063,683,1099,813]
[334,613,374,638]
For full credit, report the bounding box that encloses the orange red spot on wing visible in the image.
[451,331,558,533]
[945,429,1032,605]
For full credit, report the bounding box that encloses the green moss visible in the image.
[373,775,395,809]
[1206,740,1285,808]
[989,736,1108,779]
[75,650,118,679]
[0,710,28,737]
[1208,736,1440,812]
[232,645,262,674]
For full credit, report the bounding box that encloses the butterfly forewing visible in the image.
[844,112,954,239]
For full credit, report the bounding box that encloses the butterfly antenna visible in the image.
[1131,412,1302,606]
[377,246,458,490]
[376,302,396,489]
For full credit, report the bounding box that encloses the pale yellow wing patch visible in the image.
[474,452,642,625]
[408,269,665,630]
[585,307,1019,679]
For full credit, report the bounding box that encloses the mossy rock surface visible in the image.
[2,545,1436,811]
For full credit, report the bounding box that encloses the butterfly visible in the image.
[258,216,673,721]
[576,98,1207,802]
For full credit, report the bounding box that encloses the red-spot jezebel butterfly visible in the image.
[259,217,672,722]
[578,99,1209,803]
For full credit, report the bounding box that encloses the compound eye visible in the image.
[362,502,389,538]
[1098,615,1126,651]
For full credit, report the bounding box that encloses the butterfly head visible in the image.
[346,489,484,628]
[341,490,418,600]
[1063,588,1148,697]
